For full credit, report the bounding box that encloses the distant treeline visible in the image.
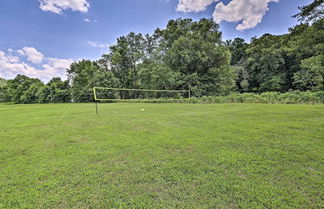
[0,1,323,104]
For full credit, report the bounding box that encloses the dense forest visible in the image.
[0,0,323,104]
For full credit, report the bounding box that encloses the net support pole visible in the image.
[95,102,99,116]
[93,87,99,116]
[188,84,191,105]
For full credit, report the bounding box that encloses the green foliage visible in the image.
[77,18,235,101]
[44,77,71,103]
[0,78,6,102]
[2,75,44,104]
[245,34,287,92]
[2,6,323,104]
[299,55,324,90]
[293,0,324,23]
[0,78,6,87]
[188,91,323,104]
[94,91,324,104]
[138,61,178,90]
[161,19,234,96]
[238,18,324,93]
[226,37,248,65]
[67,60,102,102]
[108,32,145,89]
[2,75,71,104]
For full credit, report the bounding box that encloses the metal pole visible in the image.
[188,84,191,105]
[95,102,99,116]
[93,86,99,116]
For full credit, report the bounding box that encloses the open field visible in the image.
[0,103,323,208]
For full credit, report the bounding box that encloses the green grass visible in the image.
[0,103,323,208]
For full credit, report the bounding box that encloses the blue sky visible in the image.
[0,0,313,82]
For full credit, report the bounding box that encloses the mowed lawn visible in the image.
[0,103,323,209]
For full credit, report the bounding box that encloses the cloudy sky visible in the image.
[0,0,312,82]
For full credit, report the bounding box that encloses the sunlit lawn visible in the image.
[0,103,323,208]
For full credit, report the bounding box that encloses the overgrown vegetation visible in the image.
[0,1,323,103]
[0,75,70,104]
[97,91,324,104]
[0,78,6,102]
[189,91,324,104]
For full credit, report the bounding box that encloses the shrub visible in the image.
[187,91,324,104]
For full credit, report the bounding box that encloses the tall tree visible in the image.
[2,75,44,103]
[293,0,324,23]
[0,78,6,102]
[158,18,235,96]
[67,60,101,102]
[227,38,249,92]
[227,38,248,65]
[245,34,287,92]
[46,77,70,103]
[287,19,324,90]
[108,32,145,90]
[294,55,324,90]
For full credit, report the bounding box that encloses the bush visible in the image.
[240,93,266,103]
[188,91,324,104]
[315,91,324,103]
[260,92,281,103]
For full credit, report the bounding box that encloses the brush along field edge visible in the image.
[93,87,191,101]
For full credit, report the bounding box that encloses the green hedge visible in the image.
[188,91,324,104]
[102,91,324,104]
[2,91,323,104]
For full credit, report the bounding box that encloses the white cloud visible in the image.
[0,51,42,80]
[0,48,73,82]
[86,41,109,49]
[213,0,279,31]
[17,47,44,64]
[42,58,74,80]
[83,18,98,23]
[176,0,279,30]
[176,0,217,13]
[39,0,90,14]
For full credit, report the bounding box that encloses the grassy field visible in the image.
[0,103,323,208]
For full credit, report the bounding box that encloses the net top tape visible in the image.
[93,87,190,93]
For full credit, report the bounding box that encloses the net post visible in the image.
[188,85,191,105]
[93,87,98,101]
[93,87,99,116]
[95,102,99,116]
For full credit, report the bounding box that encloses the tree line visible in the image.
[0,0,323,103]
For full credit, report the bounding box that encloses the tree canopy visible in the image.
[0,4,323,104]
[293,0,324,23]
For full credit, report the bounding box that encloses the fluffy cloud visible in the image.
[213,0,279,30]
[0,51,42,79]
[86,41,109,49]
[0,48,73,82]
[176,0,279,30]
[42,57,74,80]
[176,0,217,13]
[17,47,44,64]
[39,0,90,14]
